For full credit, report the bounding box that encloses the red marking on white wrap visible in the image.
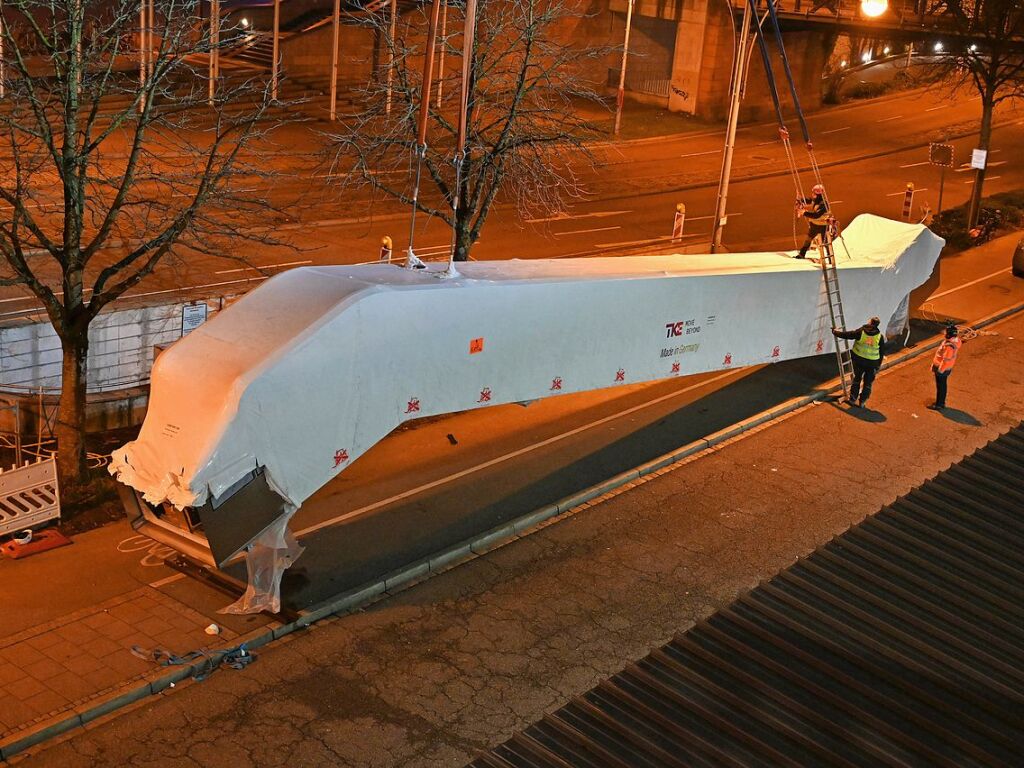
[723,353,732,366]
[333,449,349,467]
[615,368,625,382]
[478,387,492,403]
[405,397,421,414]
[772,345,781,358]
[671,362,681,374]
[816,339,824,353]
[550,377,562,391]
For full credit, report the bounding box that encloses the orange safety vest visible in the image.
[933,336,961,373]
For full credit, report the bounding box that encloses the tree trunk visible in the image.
[967,91,995,230]
[454,208,474,261]
[55,331,89,488]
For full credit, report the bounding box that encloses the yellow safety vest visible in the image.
[852,330,881,361]
[933,337,961,373]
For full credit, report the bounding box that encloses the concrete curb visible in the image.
[5,299,1023,764]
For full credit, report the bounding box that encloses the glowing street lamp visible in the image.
[934,41,944,52]
[862,51,872,63]
[860,0,887,18]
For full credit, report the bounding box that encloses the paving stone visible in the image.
[3,676,47,703]
[63,653,105,678]
[84,638,121,660]
[21,658,65,683]
[0,698,34,735]
[23,633,63,653]
[44,671,96,703]
[54,623,102,647]
[80,611,117,632]
[40,641,78,665]
[0,645,46,669]
[22,688,68,719]
[0,661,27,688]
[100,620,135,642]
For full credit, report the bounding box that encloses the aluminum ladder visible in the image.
[816,231,854,399]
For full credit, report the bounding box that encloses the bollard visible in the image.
[379,235,393,262]
[902,183,915,220]
[672,203,686,241]
[1013,237,1024,278]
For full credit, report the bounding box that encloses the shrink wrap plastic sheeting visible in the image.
[110,215,944,611]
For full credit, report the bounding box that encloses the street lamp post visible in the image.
[613,0,634,137]
[710,0,753,253]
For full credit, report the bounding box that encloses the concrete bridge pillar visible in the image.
[663,1,834,122]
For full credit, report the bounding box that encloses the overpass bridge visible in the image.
[739,0,1024,49]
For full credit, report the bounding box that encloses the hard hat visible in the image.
[812,184,826,196]
[869,316,881,327]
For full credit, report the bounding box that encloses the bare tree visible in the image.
[330,0,612,262]
[932,1,1024,228]
[0,0,285,486]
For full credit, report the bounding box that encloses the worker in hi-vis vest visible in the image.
[928,325,962,411]
[796,183,830,259]
[832,316,885,408]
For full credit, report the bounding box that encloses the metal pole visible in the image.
[613,0,634,137]
[139,0,147,111]
[385,0,397,115]
[445,0,477,276]
[436,0,447,108]
[271,0,281,101]
[211,0,218,80]
[148,0,155,79]
[405,0,444,268]
[330,0,341,121]
[938,165,946,214]
[209,0,219,105]
[1,13,6,100]
[710,0,752,253]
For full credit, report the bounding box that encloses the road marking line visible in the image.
[989,160,1008,167]
[149,573,186,588]
[929,267,1012,300]
[899,161,930,168]
[820,126,850,134]
[596,234,703,248]
[755,140,777,146]
[964,176,1001,183]
[215,260,312,275]
[526,210,631,224]
[294,368,747,538]
[554,226,621,237]
[886,188,928,196]
[925,104,945,111]
[877,115,904,123]
[679,149,720,158]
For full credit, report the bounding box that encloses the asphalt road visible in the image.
[0,86,1019,318]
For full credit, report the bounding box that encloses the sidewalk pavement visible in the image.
[17,308,1024,764]
[0,561,276,758]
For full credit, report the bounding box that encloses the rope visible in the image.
[131,643,256,682]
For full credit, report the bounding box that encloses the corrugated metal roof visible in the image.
[470,423,1024,768]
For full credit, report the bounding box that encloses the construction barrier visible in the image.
[0,456,60,536]
[902,183,915,220]
[672,203,686,241]
[379,235,393,263]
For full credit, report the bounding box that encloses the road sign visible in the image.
[928,142,954,168]
[182,303,208,336]
[971,149,987,169]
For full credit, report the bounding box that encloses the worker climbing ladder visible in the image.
[816,233,855,399]
[744,0,854,395]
